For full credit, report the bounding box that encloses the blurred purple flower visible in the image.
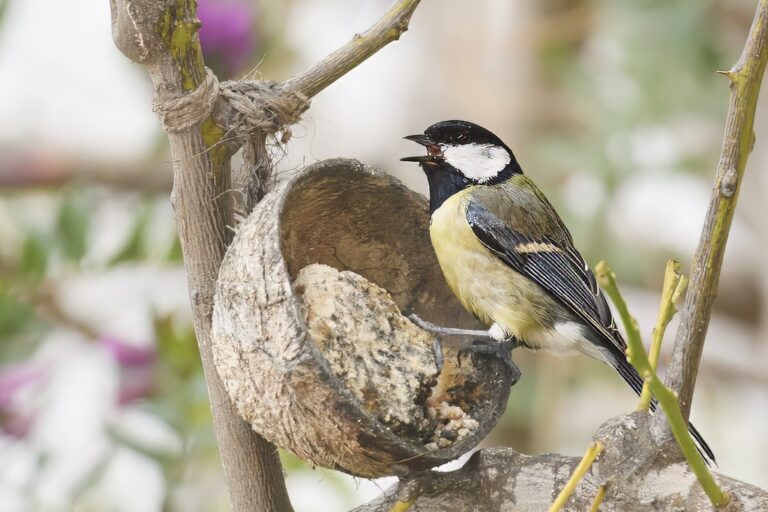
[0,363,46,438]
[101,336,156,405]
[101,336,155,368]
[1,413,34,438]
[117,373,154,406]
[198,0,259,78]
[0,364,46,409]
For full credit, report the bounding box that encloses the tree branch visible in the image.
[110,1,424,510]
[279,0,421,99]
[659,0,768,426]
[211,0,423,209]
[110,1,291,510]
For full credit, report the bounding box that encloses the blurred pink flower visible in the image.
[198,0,259,78]
[100,336,155,405]
[117,374,154,406]
[0,363,47,438]
[0,413,34,438]
[0,364,46,409]
[101,336,155,368]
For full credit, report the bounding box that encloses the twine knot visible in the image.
[220,80,309,139]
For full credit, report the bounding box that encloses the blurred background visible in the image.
[0,0,766,510]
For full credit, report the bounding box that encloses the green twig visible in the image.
[638,260,688,411]
[389,499,415,512]
[595,261,729,508]
[549,441,603,512]
[593,262,642,364]
[588,485,606,512]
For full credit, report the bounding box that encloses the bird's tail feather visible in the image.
[608,353,716,465]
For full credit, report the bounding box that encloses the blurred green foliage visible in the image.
[529,0,753,286]
[57,192,90,263]
[0,289,41,363]
[0,184,217,507]
[110,203,152,265]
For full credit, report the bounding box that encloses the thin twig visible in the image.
[596,262,730,508]
[592,262,643,362]
[588,485,606,512]
[662,0,768,423]
[279,0,421,99]
[388,499,415,512]
[638,260,687,411]
[549,441,603,512]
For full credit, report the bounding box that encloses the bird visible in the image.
[401,119,715,463]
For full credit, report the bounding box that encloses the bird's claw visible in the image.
[410,313,520,383]
[432,337,444,375]
[457,338,521,384]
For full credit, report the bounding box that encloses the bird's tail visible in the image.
[609,353,716,465]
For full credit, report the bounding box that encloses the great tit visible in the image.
[402,119,714,463]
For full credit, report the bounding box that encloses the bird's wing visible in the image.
[465,199,624,354]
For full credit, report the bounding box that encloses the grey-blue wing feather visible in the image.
[464,200,622,353]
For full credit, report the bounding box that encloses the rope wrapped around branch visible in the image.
[153,68,220,132]
[152,68,311,208]
[220,80,309,138]
[220,80,310,208]
[152,69,310,137]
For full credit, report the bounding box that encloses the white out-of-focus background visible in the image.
[0,0,766,510]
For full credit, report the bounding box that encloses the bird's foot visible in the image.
[457,338,521,384]
[408,314,494,340]
[409,314,520,382]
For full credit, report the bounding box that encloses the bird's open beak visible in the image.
[401,134,442,163]
[403,134,432,146]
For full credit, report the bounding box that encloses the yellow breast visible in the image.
[429,189,549,339]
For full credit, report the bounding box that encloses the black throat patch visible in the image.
[424,163,470,213]
[424,162,521,214]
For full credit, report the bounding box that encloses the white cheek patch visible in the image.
[442,143,511,183]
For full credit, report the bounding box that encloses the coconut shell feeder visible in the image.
[211,158,519,478]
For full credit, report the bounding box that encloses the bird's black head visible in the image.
[402,120,522,213]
